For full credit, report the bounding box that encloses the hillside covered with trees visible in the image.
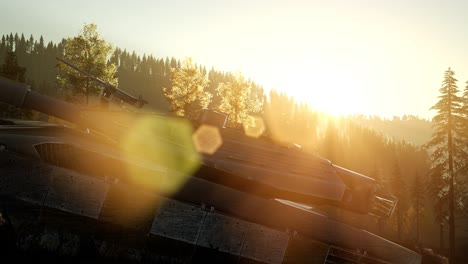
[1,24,468,262]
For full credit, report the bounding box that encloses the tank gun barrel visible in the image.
[0,77,123,139]
[56,57,148,108]
[0,77,82,123]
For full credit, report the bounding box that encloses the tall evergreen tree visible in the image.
[0,51,25,82]
[463,81,468,147]
[412,171,425,243]
[7,33,13,52]
[27,35,34,53]
[391,158,407,240]
[320,121,340,163]
[425,68,467,263]
[0,51,30,118]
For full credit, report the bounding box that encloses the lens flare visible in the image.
[243,116,265,138]
[192,125,223,155]
[121,115,201,195]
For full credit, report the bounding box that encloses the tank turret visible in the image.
[0,75,419,264]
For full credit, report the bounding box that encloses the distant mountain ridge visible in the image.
[350,115,433,146]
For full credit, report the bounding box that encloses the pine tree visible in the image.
[463,81,468,147]
[391,158,407,240]
[460,81,468,206]
[321,121,340,163]
[0,51,25,82]
[217,72,263,127]
[412,171,425,243]
[163,58,211,119]
[0,51,30,118]
[0,36,6,61]
[57,23,117,105]
[27,35,34,53]
[7,33,13,52]
[425,67,467,263]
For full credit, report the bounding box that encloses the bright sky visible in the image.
[2,0,468,119]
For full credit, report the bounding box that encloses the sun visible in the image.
[281,74,368,118]
[252,56,375,118]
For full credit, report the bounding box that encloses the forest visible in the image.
[0,25,467,263]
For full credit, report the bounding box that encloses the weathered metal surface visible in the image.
[324,245,392,264]
[150,198,206,244]
[98,183,159,231]
[0,77,423,263]
[197,212,250,255]
[1,159,422,263]
[150,198,290,264]
[204,135,347,202]
[44,167,109,219]
[283,234,330,264]
[241,223,289,264]
[174,178,422,264]
[0,152,52,204]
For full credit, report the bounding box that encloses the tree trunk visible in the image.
[449,165,455,263]
[447,107,455,264]
[86,75,89,106]
[397,210,402,241]
[440,222,444,251]
[416,202,420,243]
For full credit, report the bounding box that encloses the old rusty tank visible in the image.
[0,74,421,263]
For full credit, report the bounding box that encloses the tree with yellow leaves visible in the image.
[57,23,117,105]
[163,58,211,119]
[217,73,263,127]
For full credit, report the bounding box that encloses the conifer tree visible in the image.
[321,121,340,163]
[0,51,25,82]
[0,51,30,118]
[163,58,211,119]
[463,81,468,143]
[391,159,407,240]
[412,171,425,243]
[425,67,467,263]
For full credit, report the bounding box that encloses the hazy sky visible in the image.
[2,0,468,118]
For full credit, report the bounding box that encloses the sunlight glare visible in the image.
[243,116,265,138]
[121,115,201,194]
[287,71,365,117]
[192,125,223,155]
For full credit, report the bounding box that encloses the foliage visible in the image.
[57,23,117,105]
[0,33,262,114]
[391,159,407,240]
[412,171,425,242]
[464,82,468,118]
[217,72,263,127]
[163,58,211,119]
[0,51,26,82]
[0,33,63,98]
[411,172,426,239]
[425,67,468,261]
[0,51,31,118]
[463,82,468,153]
[1,30,447,247]
[426,68,467,205]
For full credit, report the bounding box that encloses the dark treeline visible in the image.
[0,33,63,96]
[0,33,265,113]
[0,32,456,256]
